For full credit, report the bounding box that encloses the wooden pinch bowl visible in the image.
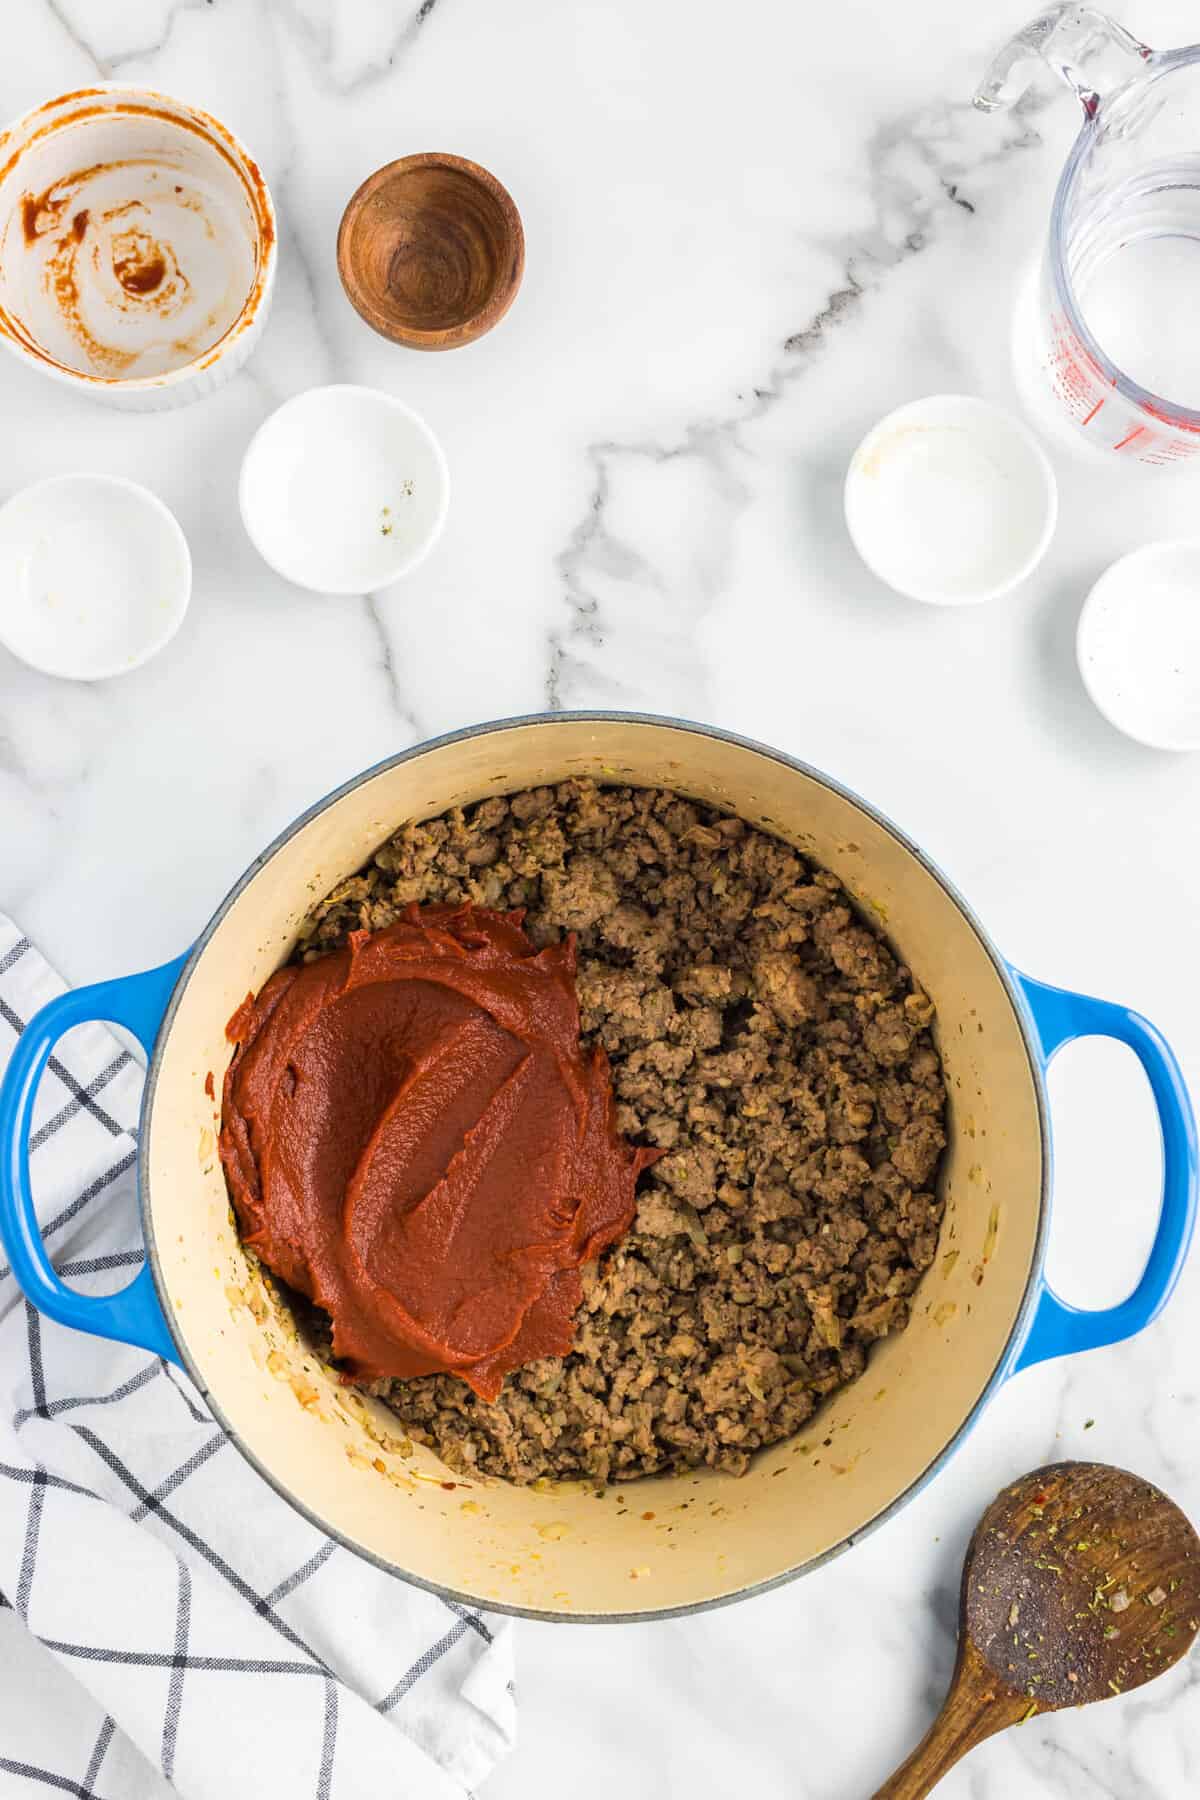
[337,153,524,351]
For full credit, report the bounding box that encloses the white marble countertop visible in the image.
[2,2,1200,1795]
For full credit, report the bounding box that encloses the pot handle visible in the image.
[0,957,187,1364]
[1011,972,1197,1373]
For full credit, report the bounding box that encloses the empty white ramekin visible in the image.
[239,385,450,593]
[0,472,191,679]
[844,394,1058,605]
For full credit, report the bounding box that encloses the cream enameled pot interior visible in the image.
[145,718,1044,1618]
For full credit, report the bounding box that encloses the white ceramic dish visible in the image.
[239,384,450,594]
[844,394,1058,604]
[0,473,191,680]
[0,85,276,411]
[1077,539,1200,750]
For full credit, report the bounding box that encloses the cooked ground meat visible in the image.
[286,781,947,1484]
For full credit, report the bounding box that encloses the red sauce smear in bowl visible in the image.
[219,904,658,1400]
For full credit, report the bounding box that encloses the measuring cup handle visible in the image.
[974,4,1152,119]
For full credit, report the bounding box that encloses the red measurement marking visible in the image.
[1081,397,1105,427]
[1113,425,1147,451]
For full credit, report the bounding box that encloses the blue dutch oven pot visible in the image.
[0,715,1194,1620]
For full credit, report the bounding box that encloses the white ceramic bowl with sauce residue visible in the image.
[0,85,276,410]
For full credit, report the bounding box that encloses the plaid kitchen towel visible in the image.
[0,917,516,1800]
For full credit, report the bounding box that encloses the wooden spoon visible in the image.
[873,1462,1200,1798]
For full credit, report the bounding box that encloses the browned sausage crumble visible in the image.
[287,781,947,1484]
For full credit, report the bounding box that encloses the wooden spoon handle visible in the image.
[871,1641,1031,1799]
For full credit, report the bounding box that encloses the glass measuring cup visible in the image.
[977,4,1200,465]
